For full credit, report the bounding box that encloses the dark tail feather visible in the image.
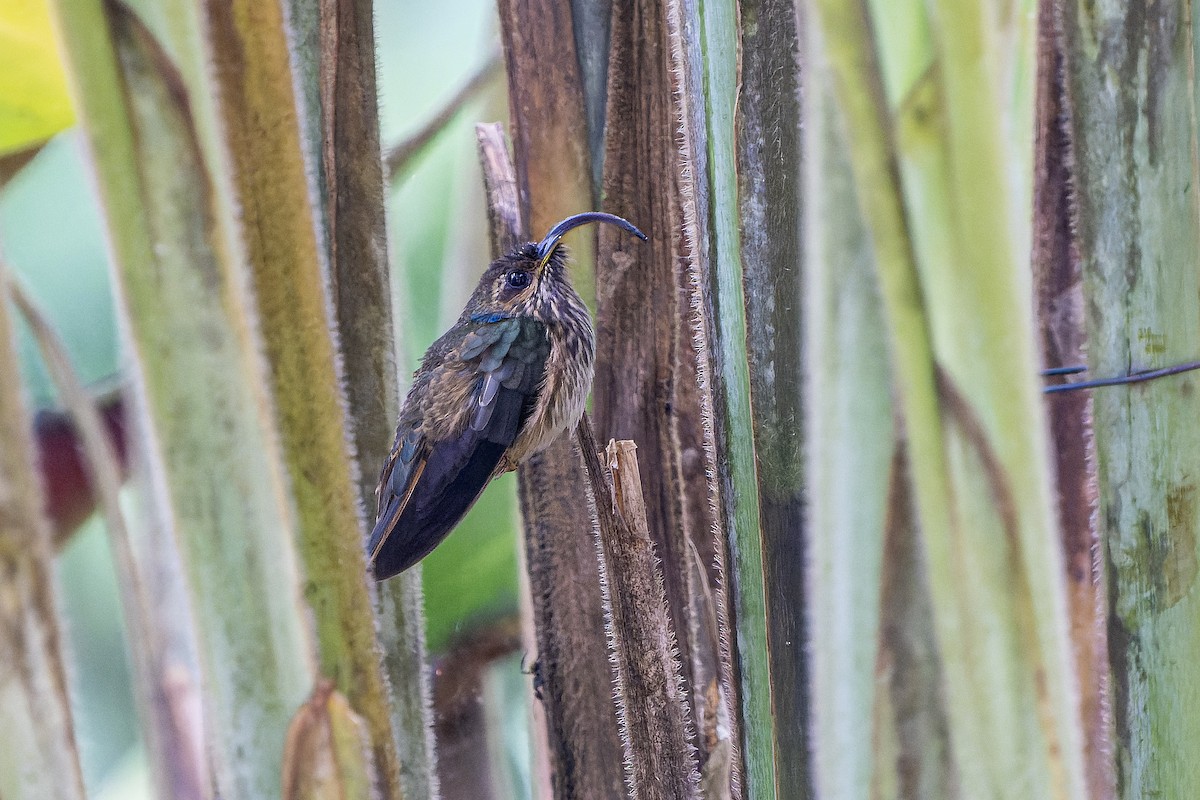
[369,439,507,580]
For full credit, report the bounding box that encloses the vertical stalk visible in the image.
[734,3,807,793]
[577,426,701,800]
[1032,5,1111,798]
[0,263,85,800]
[125,386,211,800]
[808,0,1088,795]
[600,0,734,788]
[11,277,207,800]
[50,1,320,795]
[476,121,625,800]
[802,36,894,799]
[495,2,628,796]
[293,0,439,793]
[192,0,406,792]
[1062,1,1200,796]
[669,0,791,792]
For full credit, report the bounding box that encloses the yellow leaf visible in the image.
[0,0,74,156]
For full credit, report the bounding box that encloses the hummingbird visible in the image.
[368,212,647,580]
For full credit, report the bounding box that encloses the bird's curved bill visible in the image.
[536,212,648,267]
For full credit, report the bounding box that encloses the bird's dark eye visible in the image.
[506,270,531,290]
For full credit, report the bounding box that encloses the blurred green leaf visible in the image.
[0,0,74,155]
[94,746,152,800]
[421,473,519,652]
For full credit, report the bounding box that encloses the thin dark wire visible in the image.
[1041,364,1087,377]
[1043,360,1200,394]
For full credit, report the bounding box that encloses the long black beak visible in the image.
[536,212,648,266]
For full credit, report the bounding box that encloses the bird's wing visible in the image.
[369,317,549,579]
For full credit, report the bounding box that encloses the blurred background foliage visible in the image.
[0,0,73,154]
[0,0,513,793]
[10,0,1194,796]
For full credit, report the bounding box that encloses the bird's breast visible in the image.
[507,313,595,466]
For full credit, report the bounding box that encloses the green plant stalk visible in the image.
[732,0,807,794]
[0,265,85,800]
[805,67,958,798]
[287,0,439,792]
[182,0,405,793]
[801,51,895,799]
[48,1,319,796]
[808,0,1087,797]
[892,1,1083,796]
[1061,2,1200,796]
[372,582,437,799]
[668,0,773,794]
[124,391,212,800]
[10,275,208,800]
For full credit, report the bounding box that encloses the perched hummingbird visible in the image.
[368,212,647,580]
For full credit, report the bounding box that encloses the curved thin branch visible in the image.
[384,52,503,181]
[8,270,208,800]
[8,273,145,630]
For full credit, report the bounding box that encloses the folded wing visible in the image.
[368,317,549,579]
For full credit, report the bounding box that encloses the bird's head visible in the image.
[463,212,647,320]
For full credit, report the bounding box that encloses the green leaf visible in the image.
[422,478,519,653]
